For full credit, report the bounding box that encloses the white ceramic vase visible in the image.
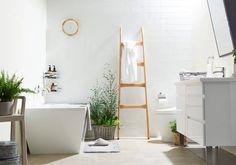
[0,102,14,116]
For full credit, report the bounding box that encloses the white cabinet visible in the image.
[176,84,186,135]
[176,78,236,146]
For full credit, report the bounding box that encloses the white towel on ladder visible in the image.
[121,41,138,83]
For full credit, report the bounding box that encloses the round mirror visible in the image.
[62,18,79,36]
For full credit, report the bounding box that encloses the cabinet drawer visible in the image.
[177,111,186,135]
[187,107,204,121]
[186,96,203,107]
[176,96,185,109]
[186,85,202,97]
[187,118,205,145]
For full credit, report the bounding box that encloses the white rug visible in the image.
[83,141,120,153]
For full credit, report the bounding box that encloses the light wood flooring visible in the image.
[28,139,236,165]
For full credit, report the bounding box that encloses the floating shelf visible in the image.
[44,72,59,79]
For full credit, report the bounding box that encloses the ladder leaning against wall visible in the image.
[117,27,150,140]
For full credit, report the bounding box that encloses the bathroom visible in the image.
[0,0,236,164]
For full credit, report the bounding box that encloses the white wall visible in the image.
[47,0,234,137]
[0,0,233,140]
[192,0,234,76]
[0,0,47,140]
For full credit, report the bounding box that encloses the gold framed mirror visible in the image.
[62,18,79,36]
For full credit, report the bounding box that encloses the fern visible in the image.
[0,71,35,102]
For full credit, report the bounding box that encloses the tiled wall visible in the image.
[46,0,231,137]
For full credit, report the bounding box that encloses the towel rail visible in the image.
[117,27,150,140]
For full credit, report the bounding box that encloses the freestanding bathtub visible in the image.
[25,104,88,154]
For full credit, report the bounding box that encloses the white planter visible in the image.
[0,102,14,116]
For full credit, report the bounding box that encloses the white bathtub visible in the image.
[25,104,88,154]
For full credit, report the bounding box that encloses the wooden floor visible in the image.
[28,139,236,165]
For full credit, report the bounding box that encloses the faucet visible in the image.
[213,67,225,77]
[35,85,50,96]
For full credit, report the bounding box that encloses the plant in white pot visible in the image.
[89,67,119,140]
[0,71,34,116]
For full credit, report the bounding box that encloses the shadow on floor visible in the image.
[188,147,236,165]
[164,147,206,165]
[163,146,236,165]
[28,154,76,165]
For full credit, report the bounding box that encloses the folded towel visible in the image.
[89,138,109,146]
[122,41,138,83]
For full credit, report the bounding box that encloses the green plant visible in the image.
[0,71,35,102]
[169,120,177,133]
[89,83,105,125]
[89,67,119,127]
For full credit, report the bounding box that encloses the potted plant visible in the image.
[169,120,188,145]
[169,120,179,145]
[0,71,34,116]
[89,67,119,140]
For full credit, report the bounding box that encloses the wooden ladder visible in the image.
[117,27,150,140]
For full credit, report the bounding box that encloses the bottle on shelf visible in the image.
[50,83,58,92]
[52,65,57,72]
[48,65,52,72]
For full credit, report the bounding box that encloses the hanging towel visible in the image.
[121,41,138,83]
[79,104,91,130]
[82,103,92,140]
[85,104,92,131]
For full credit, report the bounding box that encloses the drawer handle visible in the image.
[187,116,205,124]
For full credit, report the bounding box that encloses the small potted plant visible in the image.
[89,67,119,140]
[169,120,188,145]
[169,120,179,145]
[0,71,34,116]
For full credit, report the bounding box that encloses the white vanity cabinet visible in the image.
[176,78,236,146]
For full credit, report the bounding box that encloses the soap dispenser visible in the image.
[52,65,57,72]
[50,83,57,92]
[48,65,52,72]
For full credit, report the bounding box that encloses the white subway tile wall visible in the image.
[46,0,232,137]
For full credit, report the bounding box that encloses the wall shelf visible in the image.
[44,72,59,79]
[43,65,60,93]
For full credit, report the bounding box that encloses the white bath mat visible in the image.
[83,141,120,153]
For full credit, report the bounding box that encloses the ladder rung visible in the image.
[120,83,146,87]
[119,105,147,109]
[136,42,143,46]
[121,42,143,47]
[137,62,144,67]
